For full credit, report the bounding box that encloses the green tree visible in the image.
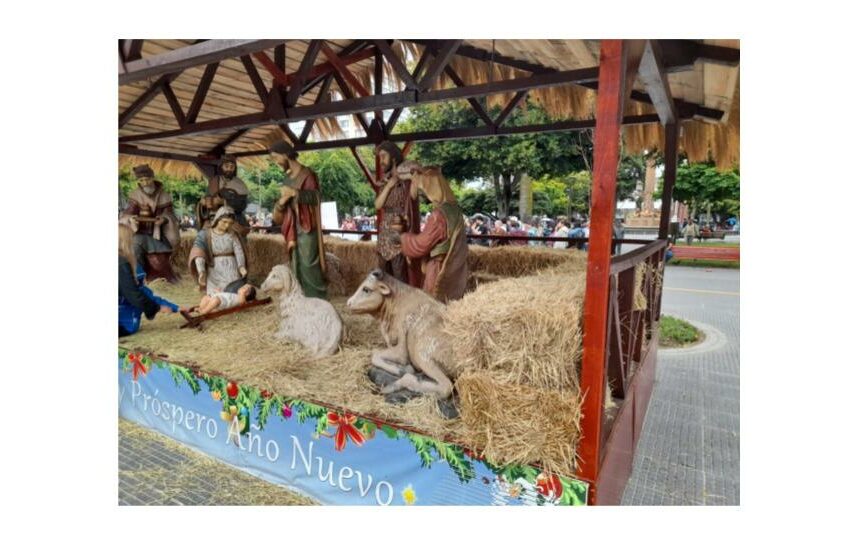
[657,161,740,220]
[298,149,375,216]
[400,101,588,219]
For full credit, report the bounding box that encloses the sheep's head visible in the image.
[347,269,392,314]
[261,264,294,295]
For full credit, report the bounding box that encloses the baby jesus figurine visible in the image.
[193,284,257,316]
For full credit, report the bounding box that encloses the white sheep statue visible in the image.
[260,264,343,358]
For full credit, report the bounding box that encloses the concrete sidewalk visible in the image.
[621,266,740,505]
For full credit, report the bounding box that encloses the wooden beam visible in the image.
[279,123,300,146]
[210,129,248,156]
[417,40,462,91]
[161,82,186,127]
[119,144,212,163]
[300,76,335,144]
[121,39,144,62]
[118,73,179,128]
[406,38,738,75]
[119,39,287,85]
[226,114,660,155]
[349,146,377,190]
[373,40,418,91]
[274,44,286,71]
[374,49,384,122]
[443,63,494,127]
[321,43,371,97]
[385,47,434,134]
[332,72,370,133]
[638,41,677,125]
[121,66,696,144]
[252,50,287,87]
[185,62,219,124]
[286,40,323,108]
[657,121,679,239]
[576,40,640,498]
[301,40,372,95]
[493,90,527,127]
[240,55,269,106]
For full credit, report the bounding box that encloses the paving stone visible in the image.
[622,267,740,506]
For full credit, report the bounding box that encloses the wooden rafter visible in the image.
[223,113,660,155]
[119,39,287,85]
[210,129,249,156]
[161,82,186,127]
[373,40,418,91]
[385,46,434,134]
[120,66,628,144]
[493,90,528,127]
[638,40,677,125]
[443,63,494,127]
[186,62,219,124]
[300,76,335,144]
[240,55,269,106]
[120,39,144,62]
[118,72,181,128]
[321,43,370,97]
[332,72,370,133]
[286,40,323,108]
[418,40,462,91]
[349,146,377,190]
[279,123,300,146]
[374,48,384,122]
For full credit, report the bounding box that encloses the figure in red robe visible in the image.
[394,164,468,302]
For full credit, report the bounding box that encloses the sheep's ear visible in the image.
[376,282,391,296]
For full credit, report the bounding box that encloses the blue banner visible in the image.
[118,351,588,505]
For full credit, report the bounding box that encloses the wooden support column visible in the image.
[657,121,679,239]
[576,40,642,502]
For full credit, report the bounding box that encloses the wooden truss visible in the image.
[118,39,739,167]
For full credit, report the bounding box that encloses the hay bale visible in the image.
[444,269,586,392]
[456,372,581,477]
[322,237,379,294]
[468,245,586,277]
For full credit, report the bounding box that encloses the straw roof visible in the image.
[119,39,740,176]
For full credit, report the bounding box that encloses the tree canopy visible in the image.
[657,161,740,218]
[399,100,588,218]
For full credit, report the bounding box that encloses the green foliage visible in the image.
[165,363,201,395]
[658,161,740,219]
[241,161,289,211]
[659,315,704,347]
[669,258,740,269]
[403,433,474,483]
[298,149,375,216]
[617,153,646,202]
[400,101,589,217]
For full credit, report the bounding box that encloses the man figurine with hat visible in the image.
[268,140,328,299]
[196,155,250,237]
[119,164,180,282]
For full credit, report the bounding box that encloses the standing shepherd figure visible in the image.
[394,164,468,302]
[269,141,328,299]
[119,164,180,282]
[188,206,249,294]
[374,141,422,288]
[196,155,250,238]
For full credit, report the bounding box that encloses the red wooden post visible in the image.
[576,40,639,502]
[657,121,679,239]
